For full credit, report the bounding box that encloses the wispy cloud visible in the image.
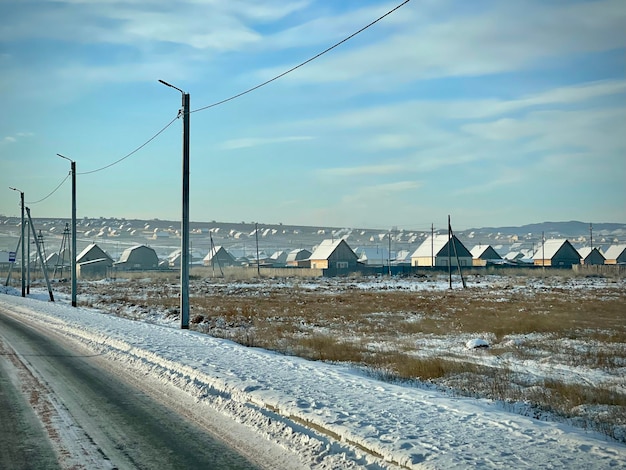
[220,136,313,150]
[317,163,405,178]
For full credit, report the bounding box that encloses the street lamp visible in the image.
[159,79,190,329]
[9,186,25,297]
[57,153,77,307]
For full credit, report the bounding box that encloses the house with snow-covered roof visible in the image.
[309,239,358,271]
[286,248,312,267]
[603,244,626,265]
[114,245,159,271]
[410,235,472,267]
[203,246,236,267]
[532,239,580,267]
[354,246,390,266]
[470,244,502,267]
[577,247,605,266]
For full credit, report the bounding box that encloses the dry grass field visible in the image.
[39,268,626,442]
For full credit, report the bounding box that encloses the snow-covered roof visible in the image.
[411,235,470,258]
[604,244,626,260]
[309,239,345,260]
[532,239,579,260]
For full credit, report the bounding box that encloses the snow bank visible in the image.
[1,291,625,469]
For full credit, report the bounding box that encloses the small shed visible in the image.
[114,245,159,271]
[410,235,473,267]
[532,239,581,267]
[286,248,312,267]
[203,246,236,267]
[603,244,626,265]
[577,247,605,266]
[309,239,358,271]
[470,244,502,267]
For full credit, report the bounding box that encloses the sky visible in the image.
[1,0,625,231]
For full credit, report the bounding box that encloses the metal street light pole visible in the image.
[57,154,77,307]
[159,79,190,329]
[9,187,25,297]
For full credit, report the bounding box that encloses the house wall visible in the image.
[582,251,605,266]
[328,242,358,270]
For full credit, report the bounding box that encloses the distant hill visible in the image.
[465,221,626,237]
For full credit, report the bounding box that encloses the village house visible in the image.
[309,239,358,271]
[532,239,581,268]
[410,235,473,267]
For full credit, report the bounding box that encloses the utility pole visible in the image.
[431,223,434,268]
[57,154,77,307]
[159,79,190,329]
[387,231,392,276]
[27,213,30,294]
[447,216,452,289]
[255,222,260,277]
[9,187,25,297]
[589,223,593,249]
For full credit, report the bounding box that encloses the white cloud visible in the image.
[317,163,405,178]
[257,0,625,86]
[220,136,313,150]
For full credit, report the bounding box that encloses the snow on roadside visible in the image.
[1,289,625,469]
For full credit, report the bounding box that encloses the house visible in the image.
[470,244,502,267]
[355,246,390,266]
[269,250,288,267]
[76,243,113,278]
[203,246,236,267]
[577,247,605,266]
[286,248,312,267]
[532,239,581,267]
[603,244,626,265]
[392,249,413,266]
[114,245,159,271]
[410,235,473,267]
[309,239,358,271]
[76,243,113,264]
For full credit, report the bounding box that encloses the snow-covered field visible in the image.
[1,274,625,469]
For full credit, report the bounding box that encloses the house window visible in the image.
[336,261,348,269]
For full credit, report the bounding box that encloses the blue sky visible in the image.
[1,0,625,231]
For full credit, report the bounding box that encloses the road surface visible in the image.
[0,306,263,470]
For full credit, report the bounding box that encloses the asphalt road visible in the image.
[0,307,262,470]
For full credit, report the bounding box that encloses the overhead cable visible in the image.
[78,115,179,175]
[191,0,411,114]
[26,172,71,204]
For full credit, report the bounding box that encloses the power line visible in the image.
[191,0,412,114]
[26,172,71,204]
[78,115,179,175]
[53,0,409,177]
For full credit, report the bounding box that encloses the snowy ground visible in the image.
[1,282,625,469]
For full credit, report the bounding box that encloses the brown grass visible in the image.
[51,272,626,441]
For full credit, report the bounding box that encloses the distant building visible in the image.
[269,250,288,267]
[532,239,581,267]
[309,239,358,271]
[355,246,390,266]
[603,244,626,265]
[410,235,472,267]
[286,248,312,267]
[470,244,502,267]
[203,246,236,267]
[76,243,113,278]
[114,245,159,271]
[76,243,113,264]
[577,247,605,266]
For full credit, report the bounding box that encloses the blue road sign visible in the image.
[9,251,16,262]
